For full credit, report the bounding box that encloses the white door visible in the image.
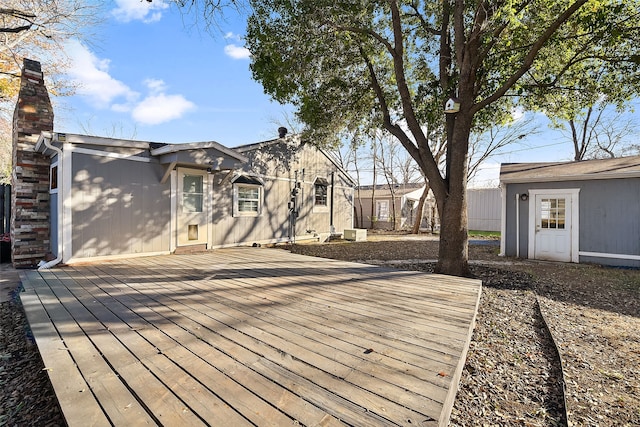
[177,169,208,247]
[533,194,572,262]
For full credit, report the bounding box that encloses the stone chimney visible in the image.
[11,59,54,268]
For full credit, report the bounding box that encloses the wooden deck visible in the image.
[19,248,481,427]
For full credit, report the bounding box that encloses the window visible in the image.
[540,198,565,229]
[376,200,389,221]
[314,178,328,206]
[182,175,203,213]
[50,163,58,192]
[237,185,261,213]
[233,175,263,217]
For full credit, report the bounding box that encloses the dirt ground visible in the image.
[290,232,640,426]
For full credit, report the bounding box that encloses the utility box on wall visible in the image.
[344,228,367,242]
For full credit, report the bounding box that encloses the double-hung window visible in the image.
[233,175,263,217]
[314,178,328,207]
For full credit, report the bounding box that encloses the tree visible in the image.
[0,1,99,107]
[244,0,640,276]
[540,96,638,161]
[467,114,538,180]
[0,1,101,184]
[0,118,10,184]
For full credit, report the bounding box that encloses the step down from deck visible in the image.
[173,244,207,255]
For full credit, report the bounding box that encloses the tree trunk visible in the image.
[411,182,430,234]
[436,191,469,276]
[434,109,472,277]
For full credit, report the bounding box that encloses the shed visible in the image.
[499,155,640,267]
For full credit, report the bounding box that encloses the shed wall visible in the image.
[71,153,171,258]
[503,178,640,267]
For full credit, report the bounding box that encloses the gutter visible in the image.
[38,135,63,270]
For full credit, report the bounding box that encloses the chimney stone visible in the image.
[11,59,54,268]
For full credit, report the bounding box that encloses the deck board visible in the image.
[20,248,481,426]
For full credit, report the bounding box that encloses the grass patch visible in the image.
[469,230,500,238]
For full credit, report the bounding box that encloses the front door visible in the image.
[177,169,208,247]
[532,193,573,262]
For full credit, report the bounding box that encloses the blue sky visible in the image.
[52,1,637,187]
[55,0,289,147]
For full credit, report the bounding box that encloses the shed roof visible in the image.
[356,183,425,199]
[500,155,640,184]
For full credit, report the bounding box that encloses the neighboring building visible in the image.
[500,156,640,267]
[355,184,500,233]
[11,59,354,267]
[354,183,427,230]
[403,186,439,232]
[467,188,501,232]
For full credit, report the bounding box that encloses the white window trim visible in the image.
[49,161,59,194]
[313,178,329,212]
[376,200,390,221]
[233,183,263,217]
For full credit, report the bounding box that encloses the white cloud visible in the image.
[132,93,195,125]
[224,32,243,42]
[224,44,251,60]
[65,39,195,126]
[111,0,168,23]
[65,40,138,108]
[511,106,525,121]
[143,78,168,95]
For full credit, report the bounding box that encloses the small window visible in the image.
[314,178,328,206]
[50,164,58,192]
[376,200,389,221]
[540,198,566,229]
[182,175,203,213]
[233,175,263,217]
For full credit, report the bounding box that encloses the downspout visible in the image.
[330,171,335,234]
[515,193,520,258]
[38,136,63,270]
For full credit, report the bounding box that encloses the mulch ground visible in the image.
[1,234,638,426]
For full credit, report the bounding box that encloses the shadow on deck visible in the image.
[19,248,481,427]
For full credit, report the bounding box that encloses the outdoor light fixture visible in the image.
[520,193,529,201]
[444,97,461,114]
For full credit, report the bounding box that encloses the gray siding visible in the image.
[503,183,533,258]
[467,188,501,232]
[71,153,171,258]
[503,178,640,267]
[210,142,353,246]
[578,178,640,267]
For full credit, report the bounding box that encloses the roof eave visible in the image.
[500,170,640,184]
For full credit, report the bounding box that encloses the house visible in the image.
[354,183,429,229]
[355,183,500,233]
[403,185,439,231]
[10,59,354,268]
[499,156,640,267]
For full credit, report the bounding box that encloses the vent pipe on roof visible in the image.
[278,127,288,138]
